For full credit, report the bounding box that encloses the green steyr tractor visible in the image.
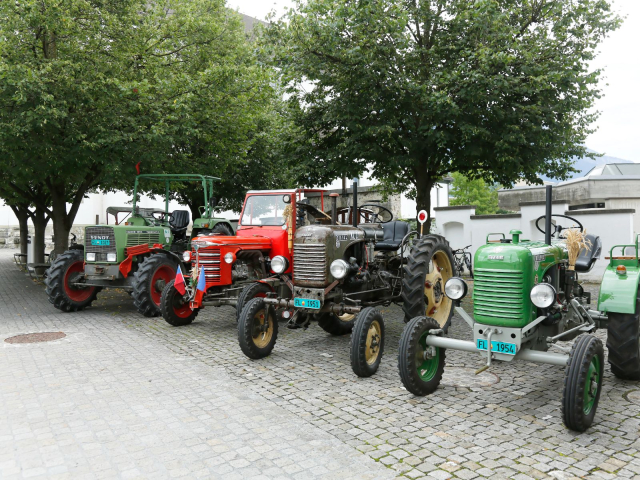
[398,185,640,432]
[45,174,233,316]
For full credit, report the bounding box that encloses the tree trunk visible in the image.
[9,205,30,255]
[31,208,49,265]
[414,163,436,235]
[51,197,71,255]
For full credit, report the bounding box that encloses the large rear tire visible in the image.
[317,312,355,336]
[238,298,278,359]
[210,223,234,236]
[562,334,604,432]
[401,235,455,329]
[45,249,100,312]
[160,279,199,326]
[132,255,177,317]
[606,292,640,380]
[398,316,445,396]
[350,307,384,378]
[236,282,273,321]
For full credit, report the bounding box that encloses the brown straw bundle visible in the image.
[565,228,593,271]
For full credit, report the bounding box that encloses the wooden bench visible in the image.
[13,253,27,271]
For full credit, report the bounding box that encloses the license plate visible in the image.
[294,297,321,309]
[91,239,110,246]
[477,339,517,355]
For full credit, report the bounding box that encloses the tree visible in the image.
[0,0,286,256]
[265,0,621,226]
[449,172,500,215]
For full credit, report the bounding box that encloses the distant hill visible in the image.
[540,151,633,183]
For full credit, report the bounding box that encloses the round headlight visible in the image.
[183,251,192,262]
[330,259,349,280]
[444,277,468,300]
[530,283,556,309]
[224,252,235,264]
[270,255,288,274]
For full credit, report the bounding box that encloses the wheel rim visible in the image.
[338,313,355,322]
[416,331,440,381]
[583,355,600,415]
[63,261,95,302]
[365,320,382,365]
[424,251,453,327]
[172,291,192,319]
[251,308,274,348]
[151,265,175,306]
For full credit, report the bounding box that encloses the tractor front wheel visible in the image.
[318,312,355,336]
[402,235,455,329]
[350,307,385,377]
[237,298,278,359]
[236,282,273,321]
[160,279,199,326]
[132,255,177,317]
[562,334,604,432]
[45,249,100,312]
[606,292,640,380]
[398,316,446,396]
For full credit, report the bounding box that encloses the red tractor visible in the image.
[160,188,330,326]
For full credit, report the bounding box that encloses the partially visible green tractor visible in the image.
[45,174,233,316]
[397,185,640,432]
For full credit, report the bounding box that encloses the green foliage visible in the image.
[449,172,500,215]
[264,0,621,222]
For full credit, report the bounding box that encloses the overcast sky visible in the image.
[228,0,640,162]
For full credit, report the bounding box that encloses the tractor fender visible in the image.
[597,265,640,315]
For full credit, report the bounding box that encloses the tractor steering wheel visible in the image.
[358,204,393,224]
[535,214,583,238]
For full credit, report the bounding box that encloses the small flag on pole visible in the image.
[174,266,186,295]
[195,266,206,304]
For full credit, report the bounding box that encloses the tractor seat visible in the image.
[375,221,410,251]
[169,210,190,233]
[574,234,602,273]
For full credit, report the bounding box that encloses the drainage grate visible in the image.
[5,332,66,344]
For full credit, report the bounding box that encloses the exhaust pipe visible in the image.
[352,178,358,227]
[330,193,339,225]
[545,185,552,245]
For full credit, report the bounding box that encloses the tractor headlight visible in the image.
[106,253,117,263]
[86,253,96,262]
[444,277,468,300]
[183,251,192,262]
[224,252,235,264]
[270,255,288,274]
[530,283,556,309]
[330,259,349,280]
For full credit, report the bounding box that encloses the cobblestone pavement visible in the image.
[2,249,640,479]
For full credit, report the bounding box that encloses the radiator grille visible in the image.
[293,244,326,285]
[126,232,160,247]
[85,227,116,255]
[473,268,525,321]
[193,250,221,284]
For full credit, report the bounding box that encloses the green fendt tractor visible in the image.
[45,174,233,316]
[397,185,640,432]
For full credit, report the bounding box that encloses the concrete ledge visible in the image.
[519,200,567,206]
[565,208,636,216]
[434,205,476,211]
[471,213,521,219]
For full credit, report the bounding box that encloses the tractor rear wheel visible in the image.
[210,223,234,236]
[398,316,446,396]
[236,282,273,321]
[45,249,100,312]
[318,312,355,336]
[132,255,177,317]
[160,279,199,326]
[562,334,604,432]
[401,235,455,329]
[350,307,385,377]
[238,298,278,359]
[606,292,640,380]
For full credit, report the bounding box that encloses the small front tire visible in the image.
[45,249,99,312]
[236,282,273,321]
[160,279,199,327]
[562,334,604,432]
[350,307,385,378]
[132,255,177,317]
[398,316,445,396]
[238,298,278,359]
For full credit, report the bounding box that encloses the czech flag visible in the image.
[174,266,186,295]
[194,266,206,304]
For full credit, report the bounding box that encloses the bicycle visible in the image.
[452,244,473,278]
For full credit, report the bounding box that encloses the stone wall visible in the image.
[0,225,86,249]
